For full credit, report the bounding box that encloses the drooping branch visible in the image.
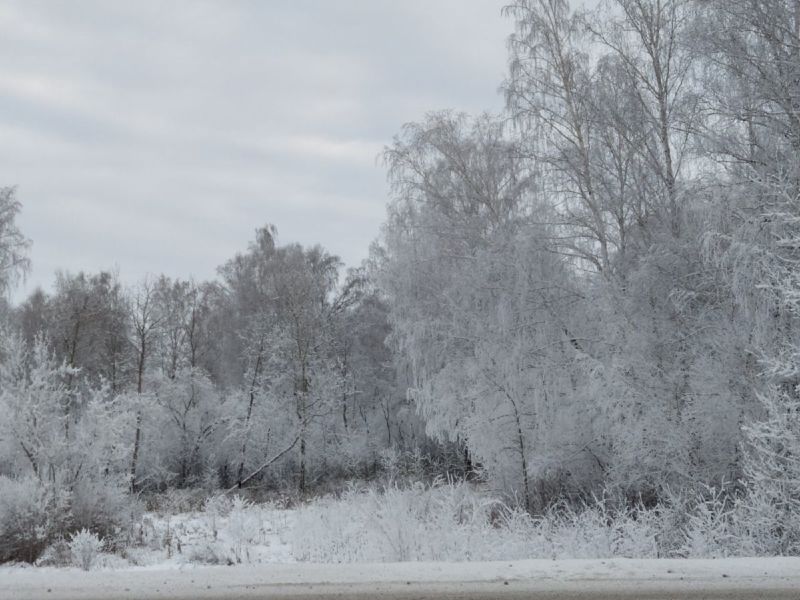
[226,435,300,493]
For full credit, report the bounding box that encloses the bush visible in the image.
[145,488,209,515]
[68,529,103,571]
[679,487,740,558]
[37,538,72,567]
[293,480,522,562]
[0,475,140,564]
[71,477,141,547]
[293,480,673,563]
[187,542,232,565]
[0,476,61,564]
[227,496,263,564]
[534,498,660,559]
[738,388,800,555]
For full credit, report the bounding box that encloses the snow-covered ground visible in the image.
[1,498,295,573]
[3,496,800,598]
[2,557,800,599]
[121,499,295,568]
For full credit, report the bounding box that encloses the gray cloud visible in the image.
[0,0,510,300]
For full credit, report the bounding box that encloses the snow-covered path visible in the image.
[2,558,799,600]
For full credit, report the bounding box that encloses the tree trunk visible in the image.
[503,390,532,513]
[299,435,306,494]
[130,411,142,493]
[130,328,147,493]
[297,360,308,495]
[237,344,263,488]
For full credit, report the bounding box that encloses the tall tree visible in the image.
[0,187,30,295]
[128,278,160,492]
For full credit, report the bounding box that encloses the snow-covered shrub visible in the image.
[203,494,234,517]
[148,488,209,515]
[201,494,234,541]
[68,529,103,571]
[737,387,800,555]
[0,474,132,564]
[533,498,660,559]
[227,496,263,563]
[294,480,525,562]
[187,542,231,565]
[647,490,692,557]
[36,538,72,567]
[0,476,57,563]
[542,502,618,558]
[70,477,141,547]
[170,494,273,565]
[680,487,739,558]
[294,481,671,563]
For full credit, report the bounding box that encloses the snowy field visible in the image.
[75,497,296,570]
[3,482,799,571]
[3,492,800,599]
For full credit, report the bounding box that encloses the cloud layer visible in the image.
[0,1,509,299]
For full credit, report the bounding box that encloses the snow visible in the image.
[1,557,799,599]
[117,501,296,568]
[2,496,800,598]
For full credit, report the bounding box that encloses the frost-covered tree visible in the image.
[334,284,417,456]
[217,227,392,491]
[0,332,134,555]
[0,187,30,296]
[0,334,77,481]
[44,271,131,392]
[498,0,753,501]
[150,367,228,487]
[377,112,594,508]
[689,0,800,552]
[128,278,160,492]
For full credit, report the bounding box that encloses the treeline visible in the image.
[0,204,445,561]
[2,218,435,493]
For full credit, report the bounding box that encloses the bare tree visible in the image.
[0,187,31,295]
[589,0,700,237]
[128,278,160,492]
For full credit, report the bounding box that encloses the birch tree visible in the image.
[128,278,160,492]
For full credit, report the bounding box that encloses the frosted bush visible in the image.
[734,485,797,556]
[378,448,402,483]
[293,481,672,563]
[0,475,132,565]
[680,487,738,558]
[203,494,234,518]
[614,506,661,557]
[152,488,208,514]
[303,480,798,563]
[546,503,617,558]
[70,477,141,545]
[226,496,264,563]
[294,481,529,562]
[201,494,234,541]
[36,538,72,567]
[188,541,232,565]
[68,529,103,571]
[0,476,55,563]
[738,388,800,555]
[530,499,660,560]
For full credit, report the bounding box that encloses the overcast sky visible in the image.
[0,0,511,301]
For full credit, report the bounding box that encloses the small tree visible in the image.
[68,529,103,571]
